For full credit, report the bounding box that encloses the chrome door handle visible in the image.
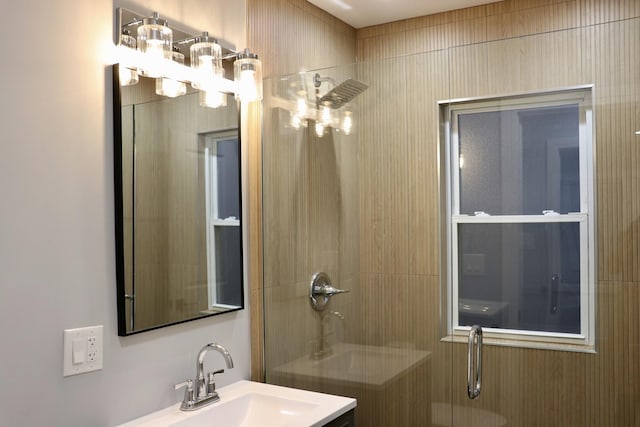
[467,325,482,400]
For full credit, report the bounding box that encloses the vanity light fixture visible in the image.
[136,12,173,78]
[234,49,263,102]
[115,8,263,107]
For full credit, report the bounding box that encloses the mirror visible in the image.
[114,66,244,335]
[113,7,245,335]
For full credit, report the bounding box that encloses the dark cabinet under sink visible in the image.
[324,409,355,427]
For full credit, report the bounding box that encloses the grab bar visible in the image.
[467,325,483,400]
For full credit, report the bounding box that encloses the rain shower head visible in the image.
[314,73,368,109]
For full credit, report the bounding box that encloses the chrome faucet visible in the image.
[312,311,345,360]
[175,342,234,411]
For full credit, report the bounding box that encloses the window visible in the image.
[204,130,243,310]
[440,87,595,351]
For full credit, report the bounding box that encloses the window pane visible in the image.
[216,138,240,219]
[458,105,580,215]
[214,226,242,306]
[457,222,581,334]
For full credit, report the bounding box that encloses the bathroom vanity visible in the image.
[118,380,356,427]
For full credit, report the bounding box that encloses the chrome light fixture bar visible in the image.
[114,8,262,106]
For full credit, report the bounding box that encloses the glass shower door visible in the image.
[262,16,640,426]
[261,52,456,426]
[444,18,639,427]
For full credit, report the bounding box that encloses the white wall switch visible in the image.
[63,325,103,377]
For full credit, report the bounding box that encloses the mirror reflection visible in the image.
[115,68,244,335]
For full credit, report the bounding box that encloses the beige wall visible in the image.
[355,0,640,426]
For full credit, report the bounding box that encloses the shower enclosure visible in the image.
[262,16,640,427]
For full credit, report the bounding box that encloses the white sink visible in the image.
[119,381,355,427]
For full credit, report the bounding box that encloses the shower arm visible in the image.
[313,73,337,89]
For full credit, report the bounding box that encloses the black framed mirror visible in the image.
[113,64,244,336]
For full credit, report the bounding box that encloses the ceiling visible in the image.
[307,0,501,29]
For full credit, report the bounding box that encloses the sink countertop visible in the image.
[118,380,356,427]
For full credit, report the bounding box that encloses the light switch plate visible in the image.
[63,325,103,377]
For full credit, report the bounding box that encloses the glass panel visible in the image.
[458,105,580,215]
[215,138,240,219]
[214,226,242,306]
[262,51,452,427]
[457,222,581,334]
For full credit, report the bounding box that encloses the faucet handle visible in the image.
[206,369,225,396]
[175,379,194,391]
[175,379,195,409]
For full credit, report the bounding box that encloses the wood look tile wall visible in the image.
[247,0,357,381]
[250,0,640,425]
[353,0,640,425]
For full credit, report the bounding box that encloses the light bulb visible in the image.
[342,111,353,135]
[238,68,258,101]
[234,49,263,102]
[296,97,308,116]
[290,114,302,129]
[200,89,227,108]
[157,77,187,97]
[290,113,307,130]
[315,122,325,138]
[320,105,332,125]
[156,50,186,98]
[190,33,222,90]
[119,32,138,86]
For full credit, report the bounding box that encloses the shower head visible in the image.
[314,73,368,109]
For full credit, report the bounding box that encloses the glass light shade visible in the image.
[119,33,139,86]
[190,33,222,90]
[199,89,227,108]
[341,111,353,135]
[199,67,227,108]
[234,49,263,102]
[290,112,307,130]
[315,122,325,138]
[320,105,332,125]
[155,51,186,98]
[296,96,308,116]
[136,13,172,78]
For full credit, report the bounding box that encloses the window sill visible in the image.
[441,334,596,354]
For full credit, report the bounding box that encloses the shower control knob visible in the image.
[309,272,350,312]
[316,285,349,297]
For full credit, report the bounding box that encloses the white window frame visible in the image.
[204,130,240,310]
[440,86,596,352]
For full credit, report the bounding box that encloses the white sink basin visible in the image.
[119,381,355,427]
